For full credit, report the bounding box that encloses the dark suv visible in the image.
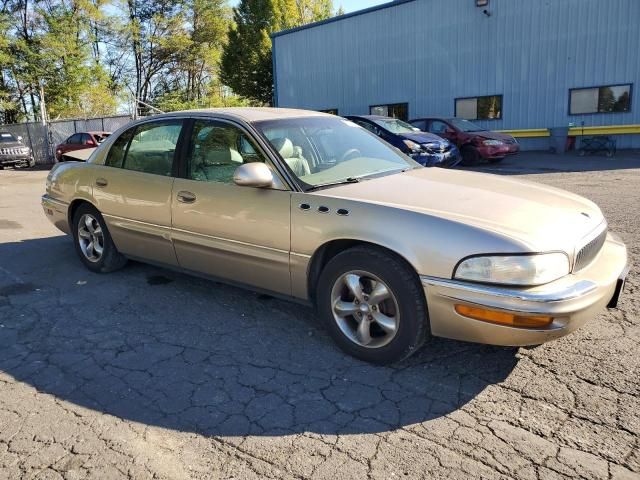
[0,132,34,169]
[409,117,519,165]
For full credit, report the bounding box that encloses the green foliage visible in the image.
[220,0,336,105]
[0,0,340,122]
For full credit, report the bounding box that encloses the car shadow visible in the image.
[0,235,519,436]
[461,151,640,176]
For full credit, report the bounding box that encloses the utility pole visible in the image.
[39,82,51,163]
[39,82,47,125]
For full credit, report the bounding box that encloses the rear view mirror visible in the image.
[233,162,274,188]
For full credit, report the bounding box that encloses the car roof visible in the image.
[164,107,332,122]
[410,117,460,122]
[346,115,391,121]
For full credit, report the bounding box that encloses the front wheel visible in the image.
[316,246,429,365]
[72,203,127,273]
[461,146,481,166]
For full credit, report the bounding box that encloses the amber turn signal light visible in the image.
[454,304,553,328]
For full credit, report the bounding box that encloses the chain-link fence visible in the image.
[0,114,133,165]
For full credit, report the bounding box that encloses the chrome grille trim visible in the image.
[573,224,607,272]
[0,147,26,156]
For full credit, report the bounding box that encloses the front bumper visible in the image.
[0,155,34,167]
[42,194,71,234]
[411,147,460,167]
[477,143,520,159]
[421,233,628,346]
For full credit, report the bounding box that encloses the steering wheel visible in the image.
[341,148,361,161]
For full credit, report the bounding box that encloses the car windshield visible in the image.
[255,116,419,190]
[0,132,17,143]
[448,118,484,132]
[372,118,419,134]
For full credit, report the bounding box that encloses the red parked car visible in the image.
[56,131,111,161]
[409,118,519,165]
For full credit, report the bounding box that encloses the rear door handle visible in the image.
[177,191,196,204]
[95,178,108,188]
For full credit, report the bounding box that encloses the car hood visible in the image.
[399,131,446,144]
[317,167,604,252]
[0,141,26,148]
[472,130,514,141]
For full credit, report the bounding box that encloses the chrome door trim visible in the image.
[102,213,173,240]
[171,227,290,255]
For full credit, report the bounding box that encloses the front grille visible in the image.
[0,147,23,156]
[574,228,607,272]
[422,143,450,154]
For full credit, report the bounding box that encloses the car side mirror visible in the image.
[17,136,23,142]
[233,162,274,188]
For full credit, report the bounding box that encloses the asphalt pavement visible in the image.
[0,152,638,479]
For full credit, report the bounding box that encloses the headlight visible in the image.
[454,253,570,286]
[482,139,504,146]
[402,139,422,152]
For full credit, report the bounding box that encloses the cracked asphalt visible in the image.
[0,152,638,480]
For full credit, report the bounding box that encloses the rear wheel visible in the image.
[316,246,429,365]
[461,146,481,166]
[72,203,127,273]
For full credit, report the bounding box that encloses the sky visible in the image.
[335,0,388,13]
[227,0,389,14]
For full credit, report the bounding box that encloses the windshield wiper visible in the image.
[306,177,361,191]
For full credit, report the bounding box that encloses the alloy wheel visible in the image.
[330,270,400,348]
[77,213,104,263]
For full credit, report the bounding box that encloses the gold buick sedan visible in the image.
[42,108,628,364]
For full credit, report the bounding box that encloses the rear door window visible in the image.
[122,121,182,176]
[105,128,134,168]
[67,133,82,145]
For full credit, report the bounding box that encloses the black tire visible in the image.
[316,246,429,365]
[72,203,127,273]
[487,157,505,164]
[461,145,481,166]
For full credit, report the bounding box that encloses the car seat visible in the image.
[271,138,311,177]
[192,128,243,182]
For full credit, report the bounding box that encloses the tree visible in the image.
[220,0,336,105]
[150,0,233,110]
[613,90,630,112]
[1,0,119,121]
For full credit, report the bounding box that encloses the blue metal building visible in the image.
[272,0,640,149]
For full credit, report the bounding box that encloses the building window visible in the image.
[369,103,408,121]
[320,109,338,115]
[455,95,502,120]
[569,84,632,115]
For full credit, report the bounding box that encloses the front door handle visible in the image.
[95,178,108,188]
[177,191,196,204]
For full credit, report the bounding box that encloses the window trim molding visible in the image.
[118,119,185,177]
[454,94,503,121]
[368,102,409,121]
[568,83,633,116]
[179,117,291,191]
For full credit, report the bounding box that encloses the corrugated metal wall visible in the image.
[274,0,640,148]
